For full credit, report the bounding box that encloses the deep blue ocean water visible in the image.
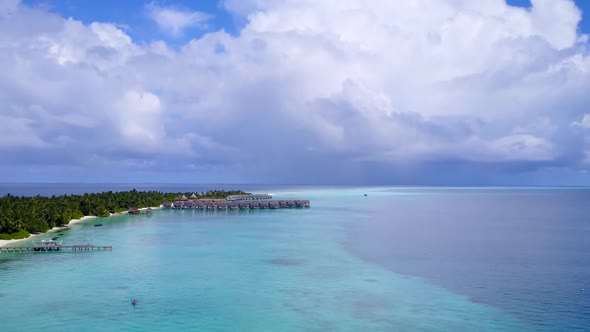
[0,184,588,331]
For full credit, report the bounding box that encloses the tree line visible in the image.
[0,189,248,238]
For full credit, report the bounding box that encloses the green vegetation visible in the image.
[0,189,248,238]
[0,229,30,240]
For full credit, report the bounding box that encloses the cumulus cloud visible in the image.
[146,2,212,36]
[572,114,590,128]
[0,0,589,184]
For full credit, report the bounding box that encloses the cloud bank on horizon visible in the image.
[1,0,590,185]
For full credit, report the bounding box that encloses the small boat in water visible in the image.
[94,224,103,227]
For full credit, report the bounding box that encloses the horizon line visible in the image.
[1,182,590,189]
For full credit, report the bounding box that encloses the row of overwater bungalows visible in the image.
[163,199,310,210]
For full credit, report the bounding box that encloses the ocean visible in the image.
[0,184,588,331]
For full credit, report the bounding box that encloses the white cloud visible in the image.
[572,114,590,128]
[0,0,19,17]
[115,90,164,146]
[530,0,581,50]
[488,134,557,161]
[0,0,590,183]
[0,114,47,148]
[146,2,212,36]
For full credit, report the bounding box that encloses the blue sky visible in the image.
[507,0,590,32]
[22,0,239,44]
[23,0,590,43]
[2,0,590,185]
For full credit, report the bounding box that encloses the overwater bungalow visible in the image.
[163,197,310,210]
[205,199,226,205]
[295,200,310,208]
[189,193,198,199]
[226,194,273,201]
[146,207,153,214]
[128,207,141,215]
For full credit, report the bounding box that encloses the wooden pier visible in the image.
[226,194,272,201]
[163,199,311,210]
[161,193,311,211]
[1,239,112,253]
[0,245,112,253]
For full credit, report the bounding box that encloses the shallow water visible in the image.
[0,186,588,331]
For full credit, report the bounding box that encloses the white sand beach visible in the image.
[140,206,162,211]
[109,205,162,216]
[67,215,98,225]
[0,206,162,247]
[0,236,33,248]
[0,216,98,247]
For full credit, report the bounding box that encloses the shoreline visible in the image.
[0,205,162,247]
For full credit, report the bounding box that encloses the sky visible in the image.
[1,0,590,185]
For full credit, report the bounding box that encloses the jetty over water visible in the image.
[0,239,112,253]
[163,199,310,210]
[162,193,310,210]
[226,194,272,201]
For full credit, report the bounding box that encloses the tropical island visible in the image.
[0,189,248,240]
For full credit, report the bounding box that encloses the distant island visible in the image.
[0,189,248,240]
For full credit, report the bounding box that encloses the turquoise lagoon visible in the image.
[0,186,588,331]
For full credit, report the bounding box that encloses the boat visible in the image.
[94,224,103,227]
